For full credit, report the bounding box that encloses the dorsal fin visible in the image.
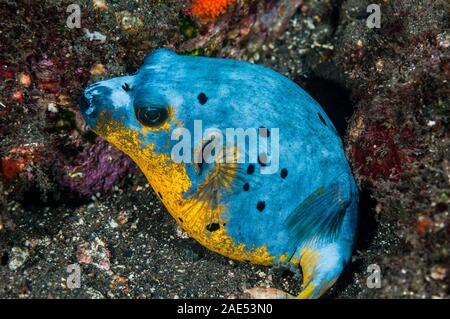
[285,177,352,247]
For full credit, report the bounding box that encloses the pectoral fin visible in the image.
[285,177,352,247]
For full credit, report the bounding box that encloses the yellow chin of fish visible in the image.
[92,113,279,266]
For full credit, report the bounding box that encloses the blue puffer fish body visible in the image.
[79,49,359,299]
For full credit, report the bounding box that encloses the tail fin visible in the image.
[296,278,338,299]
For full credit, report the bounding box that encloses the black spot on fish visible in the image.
[158,192,163,199]
[256,201,266,212]
[122,83,131,92]
[258,153,268,167]
[178,217,183,223]
[281,168,288,179]
[243,183,250,191]
[318,113,327,126]
[206,223,220,232]
[247,164,255,175]
[198,93,208,105]
[259,127,270,137]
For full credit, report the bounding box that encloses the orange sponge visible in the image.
[191,0,236,21]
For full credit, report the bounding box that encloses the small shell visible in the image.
[243,287,294,299]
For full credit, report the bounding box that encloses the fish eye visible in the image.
[135,105,169,127]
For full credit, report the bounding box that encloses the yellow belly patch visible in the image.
[93,114,279,265]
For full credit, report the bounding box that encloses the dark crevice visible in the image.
[297,74,354,138]
[330,0,344,35]
[298,68,378,298]
[1,251,10,266]
[325,188,378,298]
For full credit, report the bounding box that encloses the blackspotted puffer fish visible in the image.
[78,49,359,299]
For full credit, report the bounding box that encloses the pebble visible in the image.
[90,63,107,75]
[116,11,143,33]
[77,239,111,271]
[108,218,119,229]
[18,73,31,87]
[430,265,447,281]
[8,247,29,271]
[176,226,189,239]
[92,0,107,12]
[117,211,129,225]
[47,102,58,113]
[84,29,107,43]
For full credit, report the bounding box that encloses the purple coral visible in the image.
[57,139,134,197]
